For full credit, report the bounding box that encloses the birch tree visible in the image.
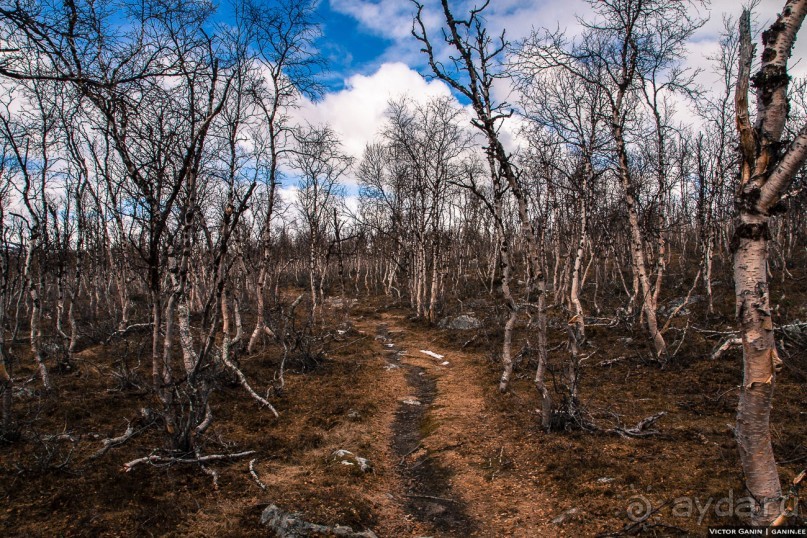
[732,1,807,524]
[517,0,705,360]
[245,0,322,353]
[292,124,351,316]
[413,0,552,425]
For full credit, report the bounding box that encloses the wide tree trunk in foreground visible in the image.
[733,1,807,524]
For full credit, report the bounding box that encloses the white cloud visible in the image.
[329,0,807,101]
[291,61,455,182]
[329,0,420,40]
[297,0,807,197]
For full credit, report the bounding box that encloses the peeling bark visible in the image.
[733,2,807,524]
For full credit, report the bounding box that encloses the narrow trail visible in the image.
[356,308,558,537]
[375,322,475,534]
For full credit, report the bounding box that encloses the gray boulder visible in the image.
[261,505,378,538]
[439,314,482,330]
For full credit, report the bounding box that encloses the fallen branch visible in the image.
[779,321,807,330]
[669,319,691,358]
[586,316,620,327]
[692,326,737,336]
[771,470,806,527]
[122,450,256,472]
[249,458,267,491]
[660,269,701,335]
[92,424,134,459]
[89,408,154,461]
[202,464,220,489]
[399,443,422,465]
[219,350,279,417]
[598,356,628,367]
[711,337,742,360]
[41,433,77,443]
[329,335,370,353]
[104,323,154,344]
[611,412,667,438]
[404,493,457,503]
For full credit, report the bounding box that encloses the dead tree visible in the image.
[514,64,609,418]
[380,97,468,322]
[413,0,552,426]
[0,140,13,434]
[0,84,55,391]
[518,0,705,360]
[246,0,322,353]
[292,124,352,317]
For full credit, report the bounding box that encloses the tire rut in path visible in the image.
[376,322,475,535]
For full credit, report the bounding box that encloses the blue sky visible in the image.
[315,1,395,90]
[259,0,807,204]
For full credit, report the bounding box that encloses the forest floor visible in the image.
[1,284,807,537]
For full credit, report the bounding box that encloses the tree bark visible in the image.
[733,2,807,524]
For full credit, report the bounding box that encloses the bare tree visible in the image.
[413,0,552,424]
[0,134,13,434]
[292,124,352,316]
[245,0,322,353]
[517,0,706,360]
[381,96,469,322]
[0,81,58,391]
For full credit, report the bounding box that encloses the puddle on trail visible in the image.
[376,323,475,535]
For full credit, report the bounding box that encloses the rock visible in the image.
[324,296,358,309]
[261,504,378,538]
[597,477,614,484]
[331,449,372,473]
[401,398,421,406]
[354,457,372,473]
[439,314,482,330]
[551,507,579,525]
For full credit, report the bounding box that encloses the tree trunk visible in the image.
[732,3,807,524]
[734,216,782,523]
[614,124,667,358]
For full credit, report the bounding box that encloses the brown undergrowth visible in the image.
[1,269,806,536]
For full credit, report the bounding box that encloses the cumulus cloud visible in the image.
[290,61,456,184]
[329,0,420,40]
[327,0,807,108]
[290,0,807,198]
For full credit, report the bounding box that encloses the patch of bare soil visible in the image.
[358,311,557,537]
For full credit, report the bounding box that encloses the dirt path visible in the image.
[376,322,475,534]
[359,309,559,537]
